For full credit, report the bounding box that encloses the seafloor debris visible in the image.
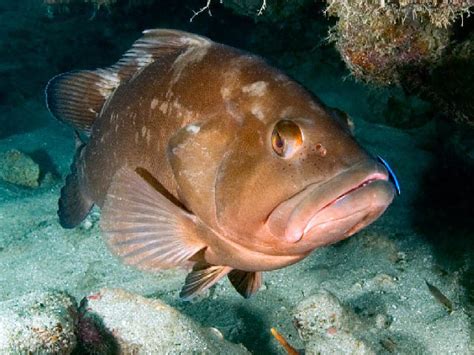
[77,288,250,354]
[270,327,300,355]
[0,149,40,188]
[425,280,454,313]
[0,291,78,353]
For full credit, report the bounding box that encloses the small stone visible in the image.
[293,289,356,341]
[374,314,391,329]
[0,149,40,188]
[0,291,78,354]
[293,290,375,354]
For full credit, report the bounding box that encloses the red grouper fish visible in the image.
[46,29,397,299]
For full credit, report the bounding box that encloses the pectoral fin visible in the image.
[228,270,263,298]
[180,262,232,300]
[101,167,207,270]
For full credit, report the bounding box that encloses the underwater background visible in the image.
[0,0,472,353]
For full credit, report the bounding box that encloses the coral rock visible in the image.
[0,149,40,188]
[78,288,250,354]
[0,291,78,354]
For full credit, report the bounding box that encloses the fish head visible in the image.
[211,67,396,256]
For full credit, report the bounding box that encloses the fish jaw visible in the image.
[266,159,395,248]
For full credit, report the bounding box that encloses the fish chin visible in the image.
[266,160,395,250]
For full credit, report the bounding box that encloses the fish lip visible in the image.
[301,176,388,236]
[265,159,392,243]
[298,170,388,238]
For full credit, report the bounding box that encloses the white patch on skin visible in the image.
[221,87,231,100]
[168,41,211,91]
[308,100,324,114]
[159,102,168,114]
[150,98,159,110]
[141,126,147,137]
[280,107,295,119]
[146,130,151,146]
[275,73,289,82]
[186,123,200,134]
[242,81,268,97]
[251,105,265,121]
[225,100,244,124]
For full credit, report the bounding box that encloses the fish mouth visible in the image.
[266,159,395,247]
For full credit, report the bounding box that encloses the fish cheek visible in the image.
[167,119,235,225]
[214,133,299,240]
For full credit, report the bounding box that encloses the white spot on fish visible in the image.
[225,100,244,124]
[280,107,295,119]
[221,87,231,100]
[146,130,151,145]
[186,124,200,134]
[141,126,147,137]
[251,105,265,121]
[242,81,268,97]
[150,98,159,110]
[159,102,168,114]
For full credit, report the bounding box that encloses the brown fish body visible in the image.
[46,30,396,298]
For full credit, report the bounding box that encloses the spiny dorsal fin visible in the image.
[46,29,212,132]
[180,262,232,301]
[101,167,207,270]
[228,270,263,298]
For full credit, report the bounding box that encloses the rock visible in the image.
[0,149,40,188]
[77,288,250,354]
[326,0,454,85]
[293,289,374,354]
[0,291,78,354]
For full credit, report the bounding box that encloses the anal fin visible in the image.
[228,270,263,298]
[180,262,232,301]
[58,142,93,228]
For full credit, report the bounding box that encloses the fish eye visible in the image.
[271,120,303,158]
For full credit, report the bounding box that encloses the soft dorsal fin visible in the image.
[228,270,263,298]
[101,167,208,270]
[46,29,212,132]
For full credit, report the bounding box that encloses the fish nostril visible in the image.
[315,143,327,157]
